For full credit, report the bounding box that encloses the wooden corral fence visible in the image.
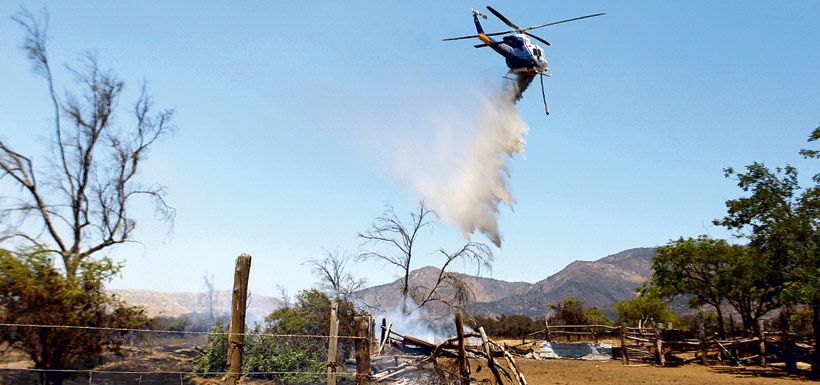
[527,323,621,344]
[522,319,815,370]
[618,322,815,368]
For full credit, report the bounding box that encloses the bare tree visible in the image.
[305,249,366,300]
[276,284,291,309]
[0,9,174,278]
[358,201,493,314]
[358,202,434,305]
[411,242,492,311]
[201,273,217,321]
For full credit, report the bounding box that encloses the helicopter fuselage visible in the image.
[445,7,604,116]
[474,14,547,74]
[490,34,548,74]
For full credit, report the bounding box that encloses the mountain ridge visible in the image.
[115,247,657,321]
[354,247,656,318]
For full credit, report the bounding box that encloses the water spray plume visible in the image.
[399,82,528,248]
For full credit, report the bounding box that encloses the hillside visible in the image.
[472,247,655,317]
[116,247,657,322]
[354,266,533,314]
[113,289,284,323]
[355,247,656,318]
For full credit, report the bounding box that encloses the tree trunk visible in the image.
[38,327,48,385]
[52,342,64,385]
[741,313,753,332]
[812,300,819,376]
[715,304,726,338]
[780,311,797,373]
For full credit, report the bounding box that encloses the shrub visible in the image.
[192,289,363,383]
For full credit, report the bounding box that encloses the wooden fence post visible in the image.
[227,254,251,385]
[757,319,766,366]
[498,343,528,385]
[455,313,470,385]
[653,322,665,366]
[377,322,392,356]
[327,301,339,385]
[619,323,629,365]
[354,316,371,385]
[698,316,707,365]
[369,317,375,345]
[380,318,387,348]
[544,314,551,342]
[478,327,504,385]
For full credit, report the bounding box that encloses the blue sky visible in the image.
[1,1,818,295]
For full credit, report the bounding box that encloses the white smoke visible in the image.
[393,83,529,247]
[374,298,451,344]
[370,297,475,344]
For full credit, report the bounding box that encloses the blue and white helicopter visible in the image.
[444,6,604,115]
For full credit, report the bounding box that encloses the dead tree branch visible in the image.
[1,8,175,277]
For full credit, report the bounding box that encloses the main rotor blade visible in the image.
[525,32,550,46]
[443,30,516,41]
[525,13,606,31]
[443,34,481,41]
[486,6,521,30]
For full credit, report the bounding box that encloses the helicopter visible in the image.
[443,6,604,115]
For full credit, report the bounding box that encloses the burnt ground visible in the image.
[2,338,816,384]
[0,336,205,385]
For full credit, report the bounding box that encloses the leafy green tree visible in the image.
[548,296,590,326]
[0,248,148,385]
[715,126,819,373]
[614,295,678,326]
[584,307,610,326]
[649,236,744,336]
[722,247,783,331]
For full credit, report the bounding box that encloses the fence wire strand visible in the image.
[0,367,346,376]
[0,322,366,339]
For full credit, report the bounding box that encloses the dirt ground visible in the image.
[0,336,205,385]
[467,358,814,385]
[2,341,816,384]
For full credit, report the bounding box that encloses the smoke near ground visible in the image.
[393,81,529,247]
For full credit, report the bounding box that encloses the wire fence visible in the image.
[0,322,366,339]
[0,368,364,385]
[0,322,366,384]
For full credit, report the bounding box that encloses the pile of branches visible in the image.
[375,326,528,385]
